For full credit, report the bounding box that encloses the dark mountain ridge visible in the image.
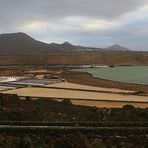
[0,32,131,55]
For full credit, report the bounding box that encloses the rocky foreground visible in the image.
[0,94,148,148]
[0,94,148,122]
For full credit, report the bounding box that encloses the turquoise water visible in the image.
[75,66,148,85]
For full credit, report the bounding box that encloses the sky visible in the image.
[0,0,148,50]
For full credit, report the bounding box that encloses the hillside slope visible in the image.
[0,51,147,65]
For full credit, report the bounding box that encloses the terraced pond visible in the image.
[75,66,148,85]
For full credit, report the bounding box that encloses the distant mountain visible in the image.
[106,44,130,51]
[0,32,101,55]
[0,32,131,56]
[0,32,52,55]
[62,41,73,46]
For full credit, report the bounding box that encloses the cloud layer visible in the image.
[0,0,148,50]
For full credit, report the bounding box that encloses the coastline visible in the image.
[61,70,148,94]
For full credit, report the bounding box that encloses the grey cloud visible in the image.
[0,0,147,21]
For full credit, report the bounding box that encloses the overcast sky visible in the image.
[0,0,148,50]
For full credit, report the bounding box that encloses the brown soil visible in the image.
[0,69,21,76]
[0,51,148,65]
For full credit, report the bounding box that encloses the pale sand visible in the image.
[27,69,48,73]
[47,82,135,93]
[3,87,148,103]
[55,99,148,108]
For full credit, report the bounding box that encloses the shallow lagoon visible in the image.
[75,66,148,85]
